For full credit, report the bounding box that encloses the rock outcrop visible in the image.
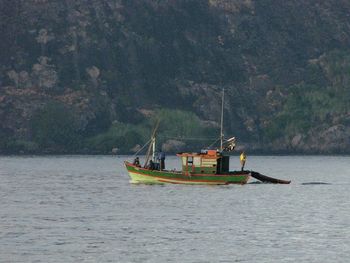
[1,0,350,154]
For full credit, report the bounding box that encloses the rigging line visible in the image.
[157,136,218,141]
[132,138,152,157]
[220,88,225,151]
[207,137,221,149]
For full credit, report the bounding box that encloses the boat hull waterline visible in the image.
[125,162,250,185]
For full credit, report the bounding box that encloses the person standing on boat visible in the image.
[133,157,140,167]
[240,151,246,171]
[148,160,155,170]
[158,150,166,170]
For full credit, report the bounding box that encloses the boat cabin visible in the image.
[176,150,230,175]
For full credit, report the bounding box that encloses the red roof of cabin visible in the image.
[176,150,221,159]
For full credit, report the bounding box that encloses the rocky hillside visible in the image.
[1,0,350,154]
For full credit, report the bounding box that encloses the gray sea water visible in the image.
[1,155,350,263]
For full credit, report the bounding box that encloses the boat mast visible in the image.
[144,120,160,167]
[220,88,224,151]
[152,137,156,161]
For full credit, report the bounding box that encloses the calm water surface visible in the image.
[1,155,350,262]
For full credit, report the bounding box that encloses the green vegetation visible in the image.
[31,102,81,152]
[86,109,217,153]
[264,50,350,141]
[86,122,150,153]
[5,139,39,153]
[2,1,350,154]
[156,109,213,137]
[21,105,216,154]
[155,109,218,150]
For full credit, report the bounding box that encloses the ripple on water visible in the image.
[1,155,350,262]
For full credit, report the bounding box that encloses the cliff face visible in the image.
[1,0,350,154]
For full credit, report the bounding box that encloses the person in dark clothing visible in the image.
[133,157,140,167]
[158,151,166,170]
[148,160,155,170]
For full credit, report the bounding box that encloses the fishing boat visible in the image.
[124,89,290,185]
[125,150,250,185]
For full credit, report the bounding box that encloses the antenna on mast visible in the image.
[220,88,224,151]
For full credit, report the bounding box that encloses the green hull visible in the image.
[125,162,250,185]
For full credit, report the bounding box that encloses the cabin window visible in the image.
[182,157,187,166]
[193,157,201,166]
[188,156,193,166]
[202,158,217,167]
